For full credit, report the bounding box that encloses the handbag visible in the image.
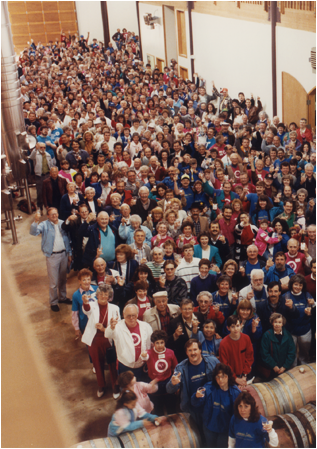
[105,343,117,364]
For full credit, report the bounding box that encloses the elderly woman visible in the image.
[71,268,98,338]
[83,186,99,214]
[105,303,153,381]
[221,259,243,291]
[82,284,121,398]
[142,207,164,234]
[260,312,296,379]
[146,246,165,280]
[105,193,123,222]
[119,214,152,246]
[169,198,187,222]
[193,291,225,328]
[151,221,174,248]
[80,130,95,155]
[60,182,84,220]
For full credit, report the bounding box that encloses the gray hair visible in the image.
[96,284,114,301]
[151,246,164,256]
[296,188,308,198]
[305,163,314,171]
[197,291,212,303]
[247,244,258,254]
[139,186,149,194]
[123,303,139,316]
[250,269,264,280]
[307,224,316,232]
[85,186,95,194]
[130,214,142,224]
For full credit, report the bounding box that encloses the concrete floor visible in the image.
[1,189,118,447]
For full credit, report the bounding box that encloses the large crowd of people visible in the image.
[21,27,316,448]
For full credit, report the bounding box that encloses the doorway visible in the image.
[179,66,189,81]
[156,57,165,73]
[282,72,308,127]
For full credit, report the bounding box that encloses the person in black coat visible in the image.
[167,298,205,363]
[209,222,231,268]
[107,244,139,311]
[130,186,157,223]
[62,204,96,271]
[81,211,119,269]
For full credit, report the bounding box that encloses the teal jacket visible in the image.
[193,244,222,267]
[202,182,239,210]
[260,328,296,371]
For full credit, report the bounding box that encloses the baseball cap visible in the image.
[265,173,273,180]
[181,174,190,180]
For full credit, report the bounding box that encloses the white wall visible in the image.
[276,26,316,117]
[164,6,177,66]
[139,3,165,63]
[192,12,272,115]
[75,1,104,44]
[107,1,138,41]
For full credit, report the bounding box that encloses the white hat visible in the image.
[153,291,168,298]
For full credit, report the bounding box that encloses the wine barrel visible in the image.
[118,413,201,448]
[73,436,121,448]
[245,363,316,416]
[269,402,316,448]
[73,413,201,448]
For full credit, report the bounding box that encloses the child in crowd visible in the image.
[108,390,159,437]
[117,370,158,413]
[141,330,178,414]
[192,319,222,357]
[254,219,281,259]
[219,315,254,387]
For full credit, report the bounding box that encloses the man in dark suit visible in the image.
[61,203,96,271]
[42,167,67,212]
[167,298,204,363]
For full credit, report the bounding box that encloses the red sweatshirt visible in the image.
[145,348,178,382]
[219,333,254,378]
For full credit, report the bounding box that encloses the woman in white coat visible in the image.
[82,284,121,398]
[105,304,153,381]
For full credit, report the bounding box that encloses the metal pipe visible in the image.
[271,1,277,116]
[100,1,110,48]
[1,1,25,182]
[187,1,195,82]
[136,1,143,61]
[7,209,18,244]
[4,210,10,229]
[23,177,33,215]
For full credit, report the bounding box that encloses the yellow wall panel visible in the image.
[26,2,43,12]
[42,2,59,12]
[27,13,44,23]
[58,1,75,11]
[45,22,60,33]
[13,35,31,46]
[30,24,46,35]
[10,13,28,24]
[7,2,26,14]
[11,24,29,35]
[43,12,60,22]
[60,11,76,21]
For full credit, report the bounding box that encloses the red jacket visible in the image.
[296,127,313,143]
[219,333,254,378]
[193,306,225,327]
[105,189,132,206]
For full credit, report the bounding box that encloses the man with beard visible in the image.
[256,281,300,333]
[166,339,219,425]
[239,269,268,307]
[91,172,112,208]
[263,252,296,291]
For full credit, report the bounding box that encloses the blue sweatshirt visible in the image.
[191,383,240,434]
[283,291,313,336]
[229,415,269,448]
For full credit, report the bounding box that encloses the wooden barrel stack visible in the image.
[245,363,316,417]
[73,413,202,448]
[269,402,316,448]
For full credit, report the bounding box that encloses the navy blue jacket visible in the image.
[256,298,300,333]
[81,222,119,269]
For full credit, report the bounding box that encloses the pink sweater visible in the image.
[133,381,158,413]
[254,229,279,256]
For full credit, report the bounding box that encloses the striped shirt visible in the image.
[175,258,200,292]
[146,261,164,280]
